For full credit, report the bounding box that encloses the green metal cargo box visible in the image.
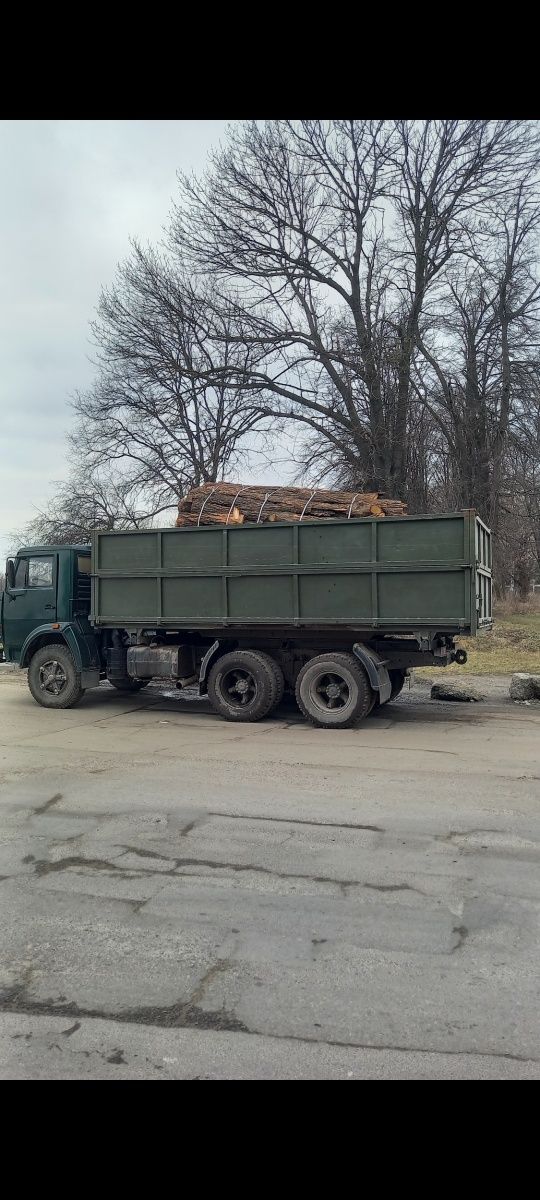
[91,510,492,635]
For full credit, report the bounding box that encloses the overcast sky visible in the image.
[0,120,233,560]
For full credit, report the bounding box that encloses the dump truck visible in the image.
[0,510,492,728]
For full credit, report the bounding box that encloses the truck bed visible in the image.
[91,511,493,637]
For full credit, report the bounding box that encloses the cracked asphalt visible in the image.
[0,668,539,1079]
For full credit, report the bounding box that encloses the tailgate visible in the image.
[475,516,493,630]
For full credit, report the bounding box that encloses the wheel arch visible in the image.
[20,624,100,689]
[20,626,74,668]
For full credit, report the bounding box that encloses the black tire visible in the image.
[28,643,85,709]
[295,652,372,728]
[207,649,279,722]
[256,653,285,711]
[109,678,150,692]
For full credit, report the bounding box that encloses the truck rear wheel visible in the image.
[257,653,285,710]
[28,643,85,709]
[207,649,280,722]
[295,652,372,728]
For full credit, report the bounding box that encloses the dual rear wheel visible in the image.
[207,648,374,729]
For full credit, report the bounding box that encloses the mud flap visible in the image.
[352,643,392,704]
[199,640,221,695]
[81,669,100,689]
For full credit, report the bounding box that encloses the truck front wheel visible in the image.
[295,652,372,728]
[28,643,85,709]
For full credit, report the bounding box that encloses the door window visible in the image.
[27,557,54,588]
[13,559,27,588]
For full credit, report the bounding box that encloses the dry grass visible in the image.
[493,594,540,617]
[418,604,540,676]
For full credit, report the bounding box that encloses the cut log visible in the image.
[176,510,244,527]
[175,482,407,528]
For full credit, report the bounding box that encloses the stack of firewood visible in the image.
[175,483,407,527]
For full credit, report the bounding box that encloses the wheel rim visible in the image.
[39,659,67,696]
[308,670,352,713]
[221,667,258,708]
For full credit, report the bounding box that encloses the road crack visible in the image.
[1,994,536,1065]
[34,793,63,816]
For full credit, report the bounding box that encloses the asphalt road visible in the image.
[0,669,539,1079]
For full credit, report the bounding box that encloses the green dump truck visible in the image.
[1,510,492,728]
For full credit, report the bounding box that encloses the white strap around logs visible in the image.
[197,488,216,526]
[347,493,360,519]
[257,491,276,522]
[226,488,244,524]
[299,491,317,521]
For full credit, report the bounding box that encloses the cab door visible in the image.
[2,554,57,660]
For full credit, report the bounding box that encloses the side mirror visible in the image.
[6,559,16,590]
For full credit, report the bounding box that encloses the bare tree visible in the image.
[39,119,540,600]
[71,242,266,510]
[411,171,540,590]
[171,119,538,496]
[509,378,540,581]
[14,467,165,547]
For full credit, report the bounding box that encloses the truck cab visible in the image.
[1,545,92,662]
[0,544,103,705]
